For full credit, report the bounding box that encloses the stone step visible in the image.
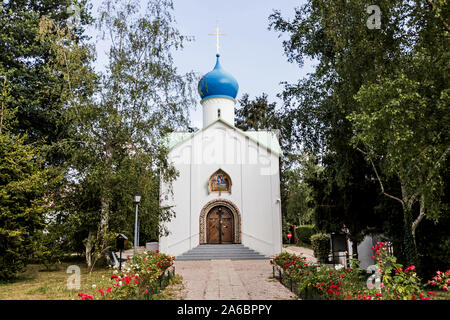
[179,249,258,253]
[178,254,267,259]
[175,244,269,261]
[176,256,269,261]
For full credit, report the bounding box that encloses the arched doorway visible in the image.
[206,206,234,244]
[199,199,241,244]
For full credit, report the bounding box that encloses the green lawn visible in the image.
[0,259,184,300]
[0,261,112,300]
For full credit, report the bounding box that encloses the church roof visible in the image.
[163,118,283,157]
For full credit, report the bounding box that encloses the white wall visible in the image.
[201,97,235,127]
[159,121,282,257]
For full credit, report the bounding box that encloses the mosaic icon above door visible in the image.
[209,169,231,193]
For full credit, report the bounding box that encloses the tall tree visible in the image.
[235,93,304,230]
[270,0,449,266]
[40,0,196,271]
[0,0,91,150]
[236,93,279,131]
[0,72,51,280]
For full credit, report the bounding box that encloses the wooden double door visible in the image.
[206,206,234,244]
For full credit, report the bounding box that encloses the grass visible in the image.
[150,274,185,300]
[0,262,113,300]
[0,261,185,300]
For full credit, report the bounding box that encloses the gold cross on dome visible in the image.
[208,26,226,54]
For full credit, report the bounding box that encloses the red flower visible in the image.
[77,293,94,300]
[404,266,416,272]
[395,268,403,274]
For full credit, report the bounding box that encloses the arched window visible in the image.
[208,169,231,193]
[217,108,221,118]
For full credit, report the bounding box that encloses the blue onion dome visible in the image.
[198,54,239,101]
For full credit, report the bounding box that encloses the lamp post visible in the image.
[134,192,141,254]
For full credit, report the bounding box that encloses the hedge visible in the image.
[295,225,315,244]
[310,233,330,262]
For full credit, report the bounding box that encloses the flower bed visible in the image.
[77,250,175,300]
[272,244,449,300]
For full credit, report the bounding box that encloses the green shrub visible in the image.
[271,243,447,300]
[78,250,175,300]
[270,252,297,269]
[310,233,330,262]
[296,225,315,244]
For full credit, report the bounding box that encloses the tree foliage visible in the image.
[270,0,449,267]
[0,74,52,280]
[36,0,195,271]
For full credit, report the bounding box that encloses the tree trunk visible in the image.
[403,205,419,267]
[85,230,93,269]
[412,194,426,238]
[97,197,110,266]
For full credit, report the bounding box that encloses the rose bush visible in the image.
[271,253,366,300]
[272,243,448,300]
[427,270,450,292]
[361,242,440,300]
[78,250,175,300]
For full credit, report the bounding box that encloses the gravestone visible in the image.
[331,234,348,265]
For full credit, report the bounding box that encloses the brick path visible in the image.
[172,259,295,300]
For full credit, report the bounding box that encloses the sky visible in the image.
[86,0,315,129]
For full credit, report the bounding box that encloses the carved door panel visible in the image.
[221,209,233,244]
[207,209,220,244]
[206,206,234,244]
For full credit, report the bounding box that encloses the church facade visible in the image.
[159,53,282,258]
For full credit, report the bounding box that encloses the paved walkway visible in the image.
[282,245,318,264]
[173,259,296,300]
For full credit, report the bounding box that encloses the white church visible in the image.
[158,51,283,259]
